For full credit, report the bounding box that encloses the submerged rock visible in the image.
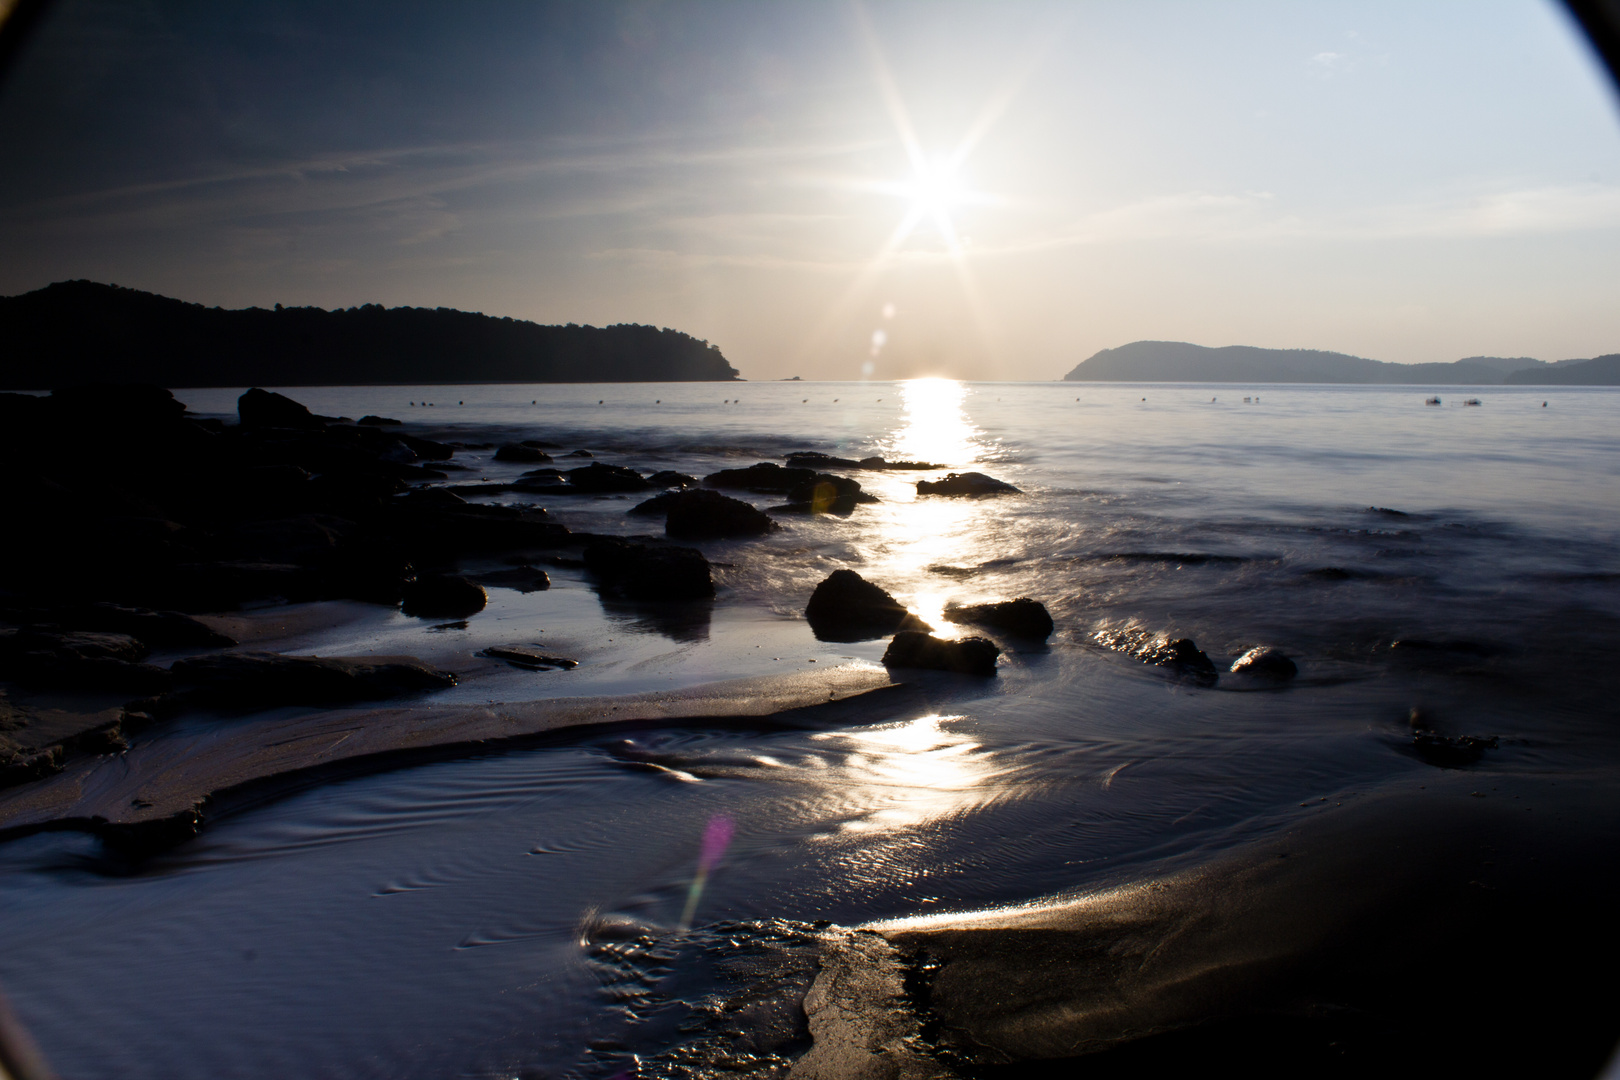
[401,574,488,618]
[1093,628,1218,685]
[805,569,930,642]
[584,537,714,601]
[167,651,456,708]
[943,598,1053,641]
[494,442,552,463]
[664,489,779,539]
[916,471,1020,496]
[882,631,1000,676]
[1229,646,1298,681]
[786,451,861,469]
[858,456,945,470]
[567,462,651,493]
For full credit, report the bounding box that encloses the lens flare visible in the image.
[677,814,735,931]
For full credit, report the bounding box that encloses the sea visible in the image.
[2,379,1618,1078]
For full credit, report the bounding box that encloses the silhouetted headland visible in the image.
[0,280,741,389]
[1064,340,1620,384]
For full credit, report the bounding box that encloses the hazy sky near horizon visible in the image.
[1,1,1618,381]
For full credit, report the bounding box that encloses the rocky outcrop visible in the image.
[943,598,1053,641]
[805,570,930,642]
[1093,628,1218,685]
[916,472,1020,496]
[663,489,779,539]
[238,387,328,429]
[881,631,1000,676]
[567,463,652,493]
[494,443,552,463]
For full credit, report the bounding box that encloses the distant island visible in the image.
[0,280,741,389]
[1063,341,1620,385]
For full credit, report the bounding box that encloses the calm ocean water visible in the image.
[2,379,1618,1078]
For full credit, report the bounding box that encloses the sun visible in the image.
[900,158,968,222]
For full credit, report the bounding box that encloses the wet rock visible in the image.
[167,651,456,709]
[567,462,651,493]
[1411,731,1499,768]
[400,575,488,618]
[859,456,945,470]
[583,538,714,601]
[916,472,1020,496]
[0,629,172,693]
[628,491,683,517]
[479,646,578,670]
[472,566,551,593]
[1229,646,1298,681]
[566,449,594,458]
[704,462,818,493]
[786,451,861,469]
[0,603,233,647]
[805,570,930,642]
[1093,628,1218,685]
[1368,506,1410,518]
[494,442,552,463]
[357,415,402,426]
[645,470,698,489]
[943,598,1053,641]
[665,489,779,539]
[238,387,326,429]
[882,631,1000,676]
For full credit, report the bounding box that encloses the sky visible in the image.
[1,0,1618,381]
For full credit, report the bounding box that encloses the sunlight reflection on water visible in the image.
[806,713,1007,836]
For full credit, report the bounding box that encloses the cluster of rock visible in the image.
[1091,628,1299,688]
[802,568,1055,677]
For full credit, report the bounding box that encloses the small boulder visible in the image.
[646,470,698,489]
[357,415,403,426]
[401,575,488,618]
[882,631,1000,676]
[665,489,779,539]
[238,388,325,429]
[628,491,683,517]
[566,449,594,458]
[494,443,552,463]
[916,472,1020,496]
[472,566,551,593]
[1229,646,1298,681]
[943,598,1053,641]
[1411,731,1499,768]
[567,463,651,493]
[704,462,817,493]
[805,569,930,642]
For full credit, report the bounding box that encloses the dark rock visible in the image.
[401,575,488,618]
[473,566,551,593]
[357,415,403,426]
[583,538,714,601]
[1229,646,1298,680]
[704,462,817,493]
[0,603,233,647]
[566,449,594,458]
[1093,628,1218,685]
[1305,567,1356,581]
[168,651,456,708]
[782,473,875,510]
[881,631,1000,676]
[395,487,468,508]
[0,629,172,693]
[51,383,187,426]
[238,387,325,429]
[628,491,683,517]
[494,443,552,463]
[943,598,1053,640]
[786,451,861,469]
[521,439,561,449]
[859,456,945,470]
[804,570,931,642]
[567,462,652,493]
[395,433,455,461]
[1411,731,1499,768]
[665,489,779,539]
[916,472,1020,496]
[1368,506,1409,517]
[646,470,698,489]
[479,646,578,670]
